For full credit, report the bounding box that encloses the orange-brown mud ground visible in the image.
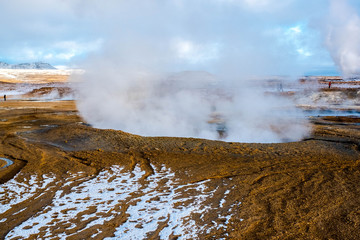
[0,75,360,239]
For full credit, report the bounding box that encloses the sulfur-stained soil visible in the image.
[0,98,359,239]
[1,72,360,239]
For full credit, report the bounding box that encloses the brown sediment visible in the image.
[0,158,27,184]
[0,80,360,239]
[321,116,360,123]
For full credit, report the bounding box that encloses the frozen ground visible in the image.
[0,69,83,81]
[1,165,236,239]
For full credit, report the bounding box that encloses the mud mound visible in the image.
[29,86,72,95]
[25,86,74,99]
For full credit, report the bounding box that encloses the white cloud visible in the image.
[52,39,104,60]
[217,0,294,12]
[297,48,312,57]
[289,26,301,34]
[53,39,103,52]
[0,0,356,73]
[3,39,103,64]
[277,24,315,58]
[173,39,221,64]
[55,52,76,61]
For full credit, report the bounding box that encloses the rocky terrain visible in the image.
[0,71,360,239]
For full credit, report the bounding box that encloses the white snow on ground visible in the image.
[108,166,215,240]
[219,189,231,208]
[3,165,236,239]
[0,69,79,78]
[6,166,141,239]
[0,72,16,79]
[0,174,56,213]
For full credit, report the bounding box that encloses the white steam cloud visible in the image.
[324,0,360,77]
[75,0,360,142]
[77,68,309,142]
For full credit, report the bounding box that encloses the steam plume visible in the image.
[76,0,313,143]
[324,0,360,77]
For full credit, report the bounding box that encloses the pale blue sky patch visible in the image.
[1,39,103,65]
[283,24,313,58]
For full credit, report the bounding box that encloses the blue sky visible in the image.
[1,0,360,76]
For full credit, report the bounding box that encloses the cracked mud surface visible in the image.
[1,75,360,239]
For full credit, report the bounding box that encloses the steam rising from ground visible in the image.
[74,0,358,142]
[77,69,309,143]
[325,0,360,77]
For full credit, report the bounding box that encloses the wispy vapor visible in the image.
[324,0,360,77]
[2,0,360,142]
[75,0,312,142]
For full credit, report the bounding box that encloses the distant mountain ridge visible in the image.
[0,61,56,69]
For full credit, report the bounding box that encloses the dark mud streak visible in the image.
[190,174,240,184]
[70,155,92,166]
[140,157,155,179]
[303,138,360,151]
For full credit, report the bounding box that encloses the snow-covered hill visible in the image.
[0,61,56,70]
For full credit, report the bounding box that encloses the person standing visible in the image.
[4,95,6,101]
[328,81,332,89]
